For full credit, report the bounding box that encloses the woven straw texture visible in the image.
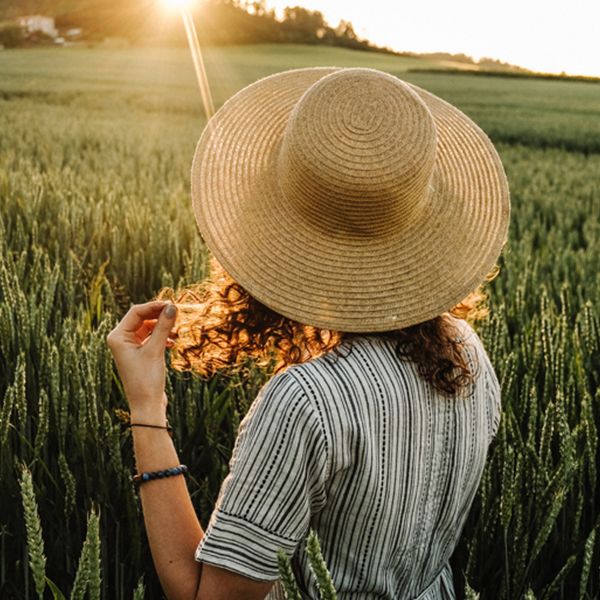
[191,67,510,332]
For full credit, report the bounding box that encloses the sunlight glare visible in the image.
[265,0,600,77]
[162,0,193,10]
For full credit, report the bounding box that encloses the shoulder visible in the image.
[246,368,309,421]
[245,366,333,478]
[448,316,502,436]
[244,368,328,440]
[447,316,497,380]
[447,314,477,343]
[277,342,362,403]
[457,318,500,392]
[447,315,489,357]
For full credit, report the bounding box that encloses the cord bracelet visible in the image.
[126,421,173,437]
[132,464,188,487]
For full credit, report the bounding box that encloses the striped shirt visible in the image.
[195,316,501,599]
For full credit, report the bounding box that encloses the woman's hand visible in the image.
[106,300,178,423]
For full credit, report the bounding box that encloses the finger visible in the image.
[146,303,178,353]
[136,319,176,341]
[115,301,168,337]
[139,329,176,347]
[135,319,158,344]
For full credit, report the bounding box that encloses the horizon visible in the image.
[266,0,600,78]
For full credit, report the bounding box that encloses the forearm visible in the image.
[131,409,204,600]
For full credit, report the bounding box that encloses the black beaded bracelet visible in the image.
[132,464,188,487]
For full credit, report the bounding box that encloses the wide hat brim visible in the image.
[191,67,510,332]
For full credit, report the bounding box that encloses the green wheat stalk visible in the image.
[132,575,145,600]
[33,389,49,457]
[70,507,102,600]
[464,578,480,599]
[578,527,596,599]
[276,548,302,600]
[541,553,577,600]
[0,385,14,447]
[58,453,77,521]
[19,463,47,599]
[87,508,102,600]
[306,529,337,600]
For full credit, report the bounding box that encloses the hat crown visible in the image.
[278,69,438,236]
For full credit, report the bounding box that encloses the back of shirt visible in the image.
[195,316,502,599]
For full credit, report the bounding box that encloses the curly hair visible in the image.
[157,256,499,396]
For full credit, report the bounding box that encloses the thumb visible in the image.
[147,303,177,352]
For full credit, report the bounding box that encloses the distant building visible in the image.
[65,28,83,39]
[17,15,58,38]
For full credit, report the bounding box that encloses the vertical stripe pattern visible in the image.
[195,316,501,599]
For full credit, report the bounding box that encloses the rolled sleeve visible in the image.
[195,508,300,580]
[195,369,329,581]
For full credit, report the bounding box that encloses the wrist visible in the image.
[129,407,168,426]
[128,392,168,425]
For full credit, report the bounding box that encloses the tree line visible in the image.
[0,0,399,54]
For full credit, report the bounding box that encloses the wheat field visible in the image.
[0,45,599,599]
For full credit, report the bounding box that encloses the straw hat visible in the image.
[190,67,510,332]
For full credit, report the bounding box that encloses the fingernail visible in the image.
[165,304,177,319]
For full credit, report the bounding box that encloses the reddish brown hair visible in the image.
[158,257,498,396]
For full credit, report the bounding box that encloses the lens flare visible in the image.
[159,0,214,120]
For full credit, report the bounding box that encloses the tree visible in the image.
[335,19,356,40]
[281,6,327,43]
[0,25,25,48]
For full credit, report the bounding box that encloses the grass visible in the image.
[0,43,599,599]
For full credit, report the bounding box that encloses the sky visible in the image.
[266,0,600,77]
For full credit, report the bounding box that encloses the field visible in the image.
[0,44,599,599]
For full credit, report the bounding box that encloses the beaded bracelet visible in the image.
[132,464,188,487]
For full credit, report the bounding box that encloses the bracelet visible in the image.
[132,464,188,487]
[126,421,173,437]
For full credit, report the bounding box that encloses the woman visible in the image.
[107,67,510,600]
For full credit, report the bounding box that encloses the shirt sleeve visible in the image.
[194,368,330,581]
